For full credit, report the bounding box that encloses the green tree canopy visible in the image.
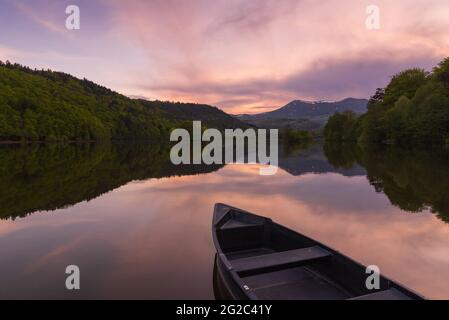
[324,58,449,145]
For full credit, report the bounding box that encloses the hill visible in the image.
[141,100,251,131]
[0,61,248,142]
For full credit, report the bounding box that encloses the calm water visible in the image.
[0,142,449,299]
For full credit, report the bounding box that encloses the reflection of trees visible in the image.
[323,142,362,169]
[279,143,366,177]
[0,143,223,220]
[282,139,313,157]
[324,141,449,223]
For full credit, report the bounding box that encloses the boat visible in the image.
[212,203,425,300]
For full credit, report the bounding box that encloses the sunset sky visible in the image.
[1,0,448,114]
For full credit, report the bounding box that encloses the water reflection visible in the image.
[279,143,366,177]
[324,142,449,223]
[0,142,367,221]
[0,143,223,220]
[0,142,449,299]
[1,142,448,223]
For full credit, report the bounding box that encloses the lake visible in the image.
[0,142,448,299]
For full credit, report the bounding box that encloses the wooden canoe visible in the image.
[212,203,424,300]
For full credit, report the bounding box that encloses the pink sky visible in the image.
[1,0,448,113]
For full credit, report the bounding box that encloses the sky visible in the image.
[0,0,448,114]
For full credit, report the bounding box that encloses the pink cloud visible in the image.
[103,0,449,113]
[5,0,449,113]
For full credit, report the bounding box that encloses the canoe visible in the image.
[212,203,425,300]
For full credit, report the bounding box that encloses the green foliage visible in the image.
[382,96,412,142]
[382,69,428,106]
[147,100,251,131]
[0,61,247,142]
[433,57,449,85]
[324,58,449,145]
[281,127,312,144]
[323,111,360,142]
[0,61,174,141]
[367,88,385,107]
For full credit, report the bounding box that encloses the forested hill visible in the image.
[0,61,248,142]
[140,100,252,131]
[324,57,449,145]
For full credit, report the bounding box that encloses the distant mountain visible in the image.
[237,98,368,131]
[240,98,368,120]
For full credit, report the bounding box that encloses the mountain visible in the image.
[237,98,368,131]
[0,61,248,142]
[240,98,368,119]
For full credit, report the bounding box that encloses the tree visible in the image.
[325,58,449,145]
[324,111,359,142]
[433,57,449,86]
[383,69,428,106]
[368,88,385,108]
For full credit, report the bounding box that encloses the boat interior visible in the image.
[214,208,418,300]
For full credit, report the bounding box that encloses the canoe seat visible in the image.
[350,288,412,300]
[232,246,332,276]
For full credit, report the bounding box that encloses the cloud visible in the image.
[206,0,301,34]
[135,49,442,113]
[105,0,449,112]
[279,51,442,100]
[3,0,449,113]
[14,1,68,35]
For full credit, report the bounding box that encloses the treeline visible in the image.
[0,61,247,142]
[280,127,312,144]
[0,61,178,141]
[152,100,252,131]
[324,58,449,145]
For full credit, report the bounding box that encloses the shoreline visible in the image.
[0,140,98,145]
